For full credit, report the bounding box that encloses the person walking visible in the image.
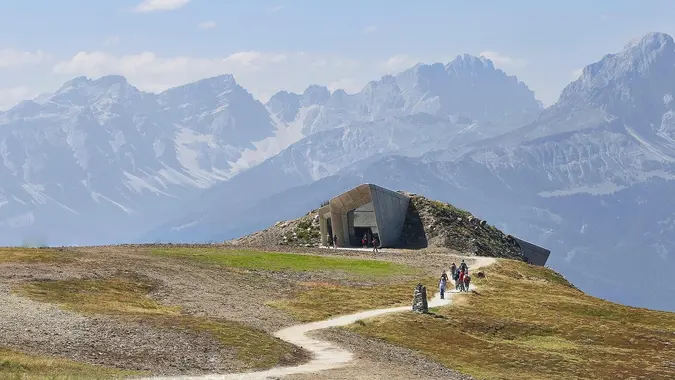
[439,271,448,299]
[450,262,457,278]
[333,234,338,249]
[459,270,466,292]
[459,259,468,273]
[362,234,367,248]
[372,236,379,253]
[464,272,471,292]
[454,268,461,290]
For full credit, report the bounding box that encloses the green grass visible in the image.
[0,248,76,264]
[151,248,418,278]
[0,347,138,380]
[428,199,472,219]
[348,260,675,380]
[16,275,305,371]
[270,276,438,321]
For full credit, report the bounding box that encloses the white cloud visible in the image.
[382,54,418,72]
[0,49,48,68]
[0,86,34,110]
[479,51,527,67]
[52,50,374,102]
[572,68,584,79]
[327,78,362,93]
[198,20,217,29]
[134,0,191,13]
[103,35,121,47]
[266,5,285,13]
[365,26,377,34]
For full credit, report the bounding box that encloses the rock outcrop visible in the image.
[228,211,322,247]
[412,283,428,313]
[398,193,525,260]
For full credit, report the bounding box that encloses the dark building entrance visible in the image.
[326,218,333,237]
[353,227,376,247]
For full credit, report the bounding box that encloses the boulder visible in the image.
[412,283,428,313]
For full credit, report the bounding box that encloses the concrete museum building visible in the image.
[318,183,551,266]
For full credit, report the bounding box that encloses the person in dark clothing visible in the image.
[333,234,338,248]
[464,272,472,292]
[372,237,379,253]
[450,262,457,277]
[454,268,461,290]
[459,259,468,272]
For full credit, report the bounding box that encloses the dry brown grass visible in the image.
[270,276,439,322]
[15,274,306,371]
[0,248,76,264]
[348,260,675,380]
[0,347,138,380]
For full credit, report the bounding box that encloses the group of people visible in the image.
[361,234,380,252]
[326,233,380,253]
[438,259,471,299]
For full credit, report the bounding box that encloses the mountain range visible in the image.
[1,32,674,312]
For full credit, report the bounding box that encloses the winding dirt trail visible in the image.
[143,257,496,380]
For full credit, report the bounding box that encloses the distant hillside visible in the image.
[229,192,525,261]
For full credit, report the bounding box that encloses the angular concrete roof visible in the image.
[329,184,372,212]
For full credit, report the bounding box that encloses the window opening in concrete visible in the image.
[349,202,379,247]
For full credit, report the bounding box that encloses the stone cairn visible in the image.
[412,283,428,313]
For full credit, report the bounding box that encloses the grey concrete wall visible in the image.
[352,202,377,227]
[319,184,408,248]
[319,205,330,246]
[370,184,409,247]
[514,237,551,266]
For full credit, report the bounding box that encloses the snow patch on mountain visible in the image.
[538,183,627,197]
[91,191,134,214]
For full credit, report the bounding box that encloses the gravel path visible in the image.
[141,257,494,380]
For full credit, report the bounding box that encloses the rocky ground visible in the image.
[229,211,323,247]
[0,284,238,375]
[399,193,524,259]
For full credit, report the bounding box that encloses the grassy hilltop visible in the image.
[0,246,673,380]
[231,193,525,260]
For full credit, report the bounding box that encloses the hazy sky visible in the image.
[1,0,675,109]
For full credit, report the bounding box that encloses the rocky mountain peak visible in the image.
[94,75,129,87]
[301,85,330,106]
[49,75,142,108]
[446,54,495,72]
[558,32,675,111]
[266,90,301,122]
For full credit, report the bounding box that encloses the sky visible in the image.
[1,0,675,110]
